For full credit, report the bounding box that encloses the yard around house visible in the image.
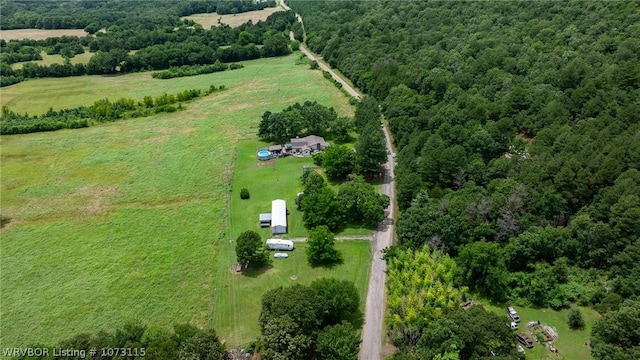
[483,302,600,360]
[229,138,374,239]
[0,53,358,347]
[212,240,371,344]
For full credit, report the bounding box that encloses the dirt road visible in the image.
[359,131,396,360]
[282,2,395,358]
[286,235,374,242]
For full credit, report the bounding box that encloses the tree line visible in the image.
[0,0,277,30]
[288,0,639,358]
[151,60,243,79]
[12,322,227,360]
[0,84,225,135]
[1,10,297,86]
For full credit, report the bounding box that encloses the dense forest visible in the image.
[287,0,639,358]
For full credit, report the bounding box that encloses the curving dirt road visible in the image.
[281,2,395,358]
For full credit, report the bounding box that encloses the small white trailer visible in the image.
[266,239,294,251]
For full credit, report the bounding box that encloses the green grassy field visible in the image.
[183,7,284,28]
[483,302,600,360]
[212,240,371,344]
[10,51,94,70]
[0,53,357,347]
[1,53,353,117]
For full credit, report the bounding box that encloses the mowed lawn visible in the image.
[230,139,312,239]
[212,240,371,344]
[0,53,355,347]
[229,138,374,240]
[484,303,600,360]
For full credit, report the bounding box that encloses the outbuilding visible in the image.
[259,213,272,227]
[271,199,287,235]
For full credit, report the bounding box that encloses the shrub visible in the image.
[240,188,250,199]
[567,308,585,329]
[310,60,319,70]
[312,152,324,166]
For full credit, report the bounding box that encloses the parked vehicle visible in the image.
[515,333,534,348]
[507,306,521,323]
[509,321,518,330]
[274,253,289,258]
[266,239,294,251]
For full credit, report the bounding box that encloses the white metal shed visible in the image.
[271,199,287,234]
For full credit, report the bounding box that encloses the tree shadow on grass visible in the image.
[309,257,344,270]
[337,222,378,234]
[241,264,273,278]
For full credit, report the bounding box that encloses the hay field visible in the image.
[183,7,284,28]
[0,53,355,347]
[10,51,94,70]
[0,28,88,41]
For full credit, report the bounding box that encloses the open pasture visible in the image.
[0,28,88,41]
[0,53,354,347]
[1,54,353,117]
[182,7,284,29]
[10,51,94,70]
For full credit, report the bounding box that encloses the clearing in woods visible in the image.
[0,28,88,41]
[10,51,95,70]
[182,7,284,29]
[483,302,600,360]
[0,53,359,347]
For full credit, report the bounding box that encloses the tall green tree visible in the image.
[316,322,360,360]
[414,306,519,360]
[301,186,344,231]
[322,144,355,180]
[354,96,380,129]
[338,175,389,226]
[331,116,354,142]
[235,230,270,269]
[591,300,640,360]
[306,225,342,266]
[354,125,388,175]
[177,329,227,360]
[310,278,360,326]
[455,241,508,302]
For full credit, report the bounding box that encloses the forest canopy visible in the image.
[288,0,639,358]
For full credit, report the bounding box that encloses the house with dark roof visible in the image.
[290,135,329,156]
